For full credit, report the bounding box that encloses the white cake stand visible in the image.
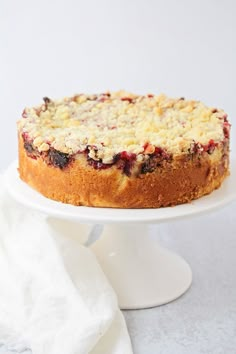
[5,161,236,310]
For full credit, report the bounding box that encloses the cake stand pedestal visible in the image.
[5,161,236,310]
[91,224,192,309]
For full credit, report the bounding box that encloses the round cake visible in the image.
[17,91,230,208]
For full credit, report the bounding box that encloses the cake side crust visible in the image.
[18,135,230,208]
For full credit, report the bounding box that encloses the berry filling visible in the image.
[141,146,171,173]
[22,133,38,159]
[189,139,220,155]
[115,151,137,176]
[48,149,71,169]
[24,141,34,154]
[23,130,225,175]
[22,133,71,169]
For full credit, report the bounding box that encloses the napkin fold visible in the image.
[0,176,132,354]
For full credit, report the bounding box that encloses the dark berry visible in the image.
[48,149,70,169]
[43,97,51,105]
[141,160,155,173]
[42,97,51,110]
[115,151,136,176]
[24,141,34,154]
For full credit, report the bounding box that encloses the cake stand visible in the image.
[4,161,236,310]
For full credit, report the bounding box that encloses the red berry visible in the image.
[121,97,133,103]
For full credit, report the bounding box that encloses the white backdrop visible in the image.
[1,0,235,170]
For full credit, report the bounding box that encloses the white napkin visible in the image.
[0,176,133,354]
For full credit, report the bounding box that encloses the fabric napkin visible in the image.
[0,175,133,354]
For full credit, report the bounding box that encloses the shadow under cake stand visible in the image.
[5,161,236,310]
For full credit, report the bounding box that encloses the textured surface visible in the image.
[124,201,236,354]
[17,92,227,159]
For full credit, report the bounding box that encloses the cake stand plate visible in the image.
[4,161,236,309]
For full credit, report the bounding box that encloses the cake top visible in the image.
[18,91,229,164]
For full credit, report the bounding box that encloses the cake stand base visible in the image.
[91,224,192,310]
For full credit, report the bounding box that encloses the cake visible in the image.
[17,91,230,208]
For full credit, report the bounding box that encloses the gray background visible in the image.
[124,212,236,354]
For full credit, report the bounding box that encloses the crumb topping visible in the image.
[18,91,229,164]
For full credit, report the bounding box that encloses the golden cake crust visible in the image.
[18,135,229,208]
